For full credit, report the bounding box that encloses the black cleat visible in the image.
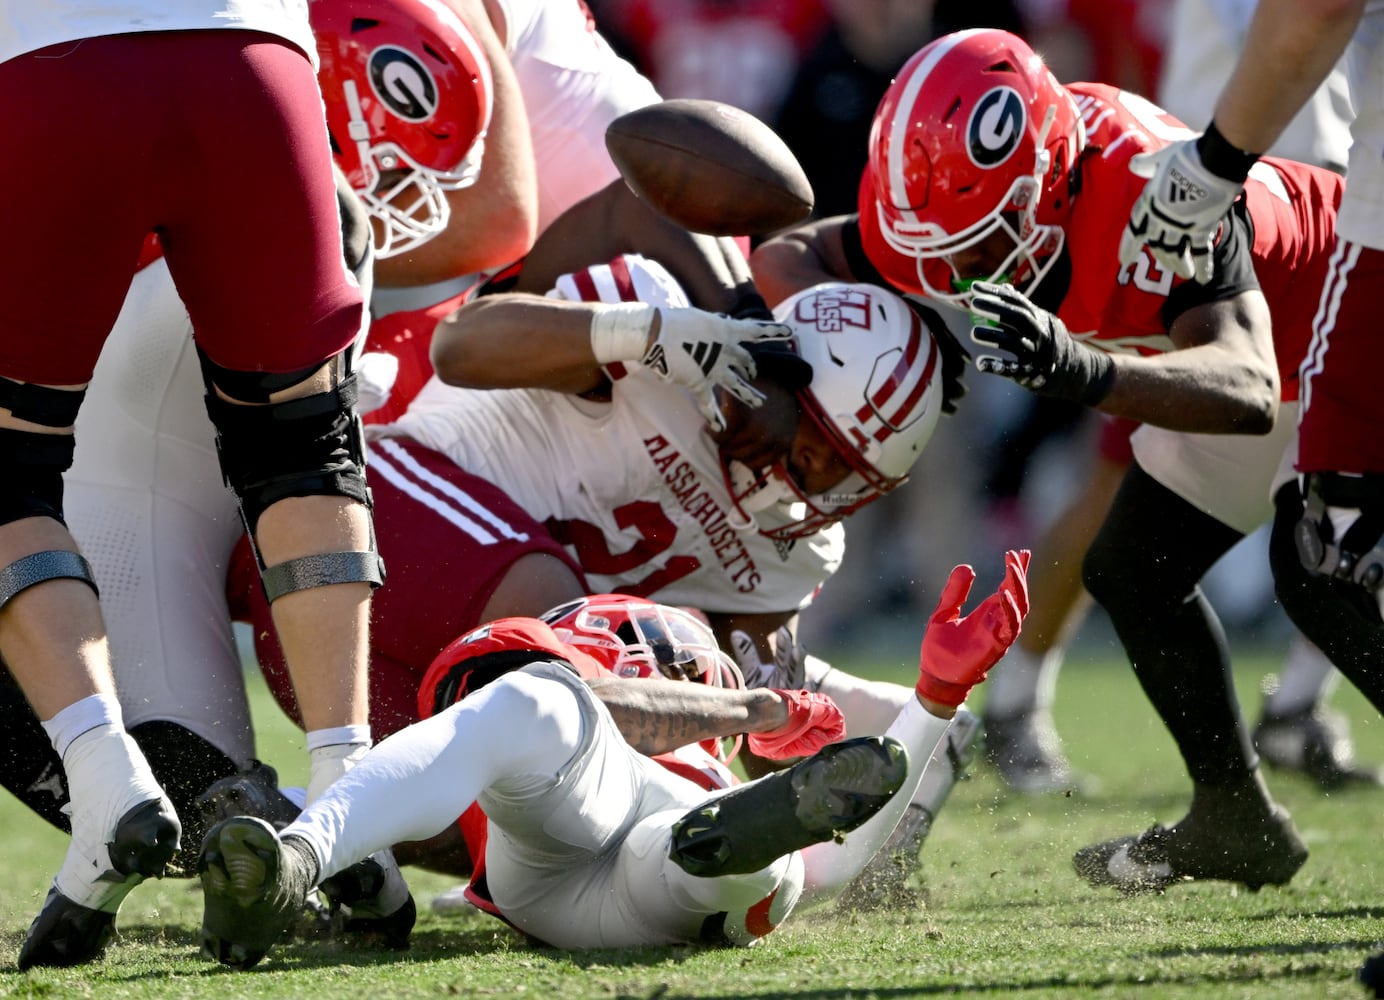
[18,798,180,970]
[1360,949,1384,997]
[1253,706,1384,791]
[198,817,318,970]
[1073,805,1307,895]
[318,850,416,950]
[670,736,908,878]
[983,708,1091,796]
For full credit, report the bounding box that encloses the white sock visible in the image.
[54,724,169,908]
[799,696,952,902]
[307,724,372,804]
[41,692,122,758]
[807,659,912,737]
[1262,635,1337,717]
[982,644,1063,721]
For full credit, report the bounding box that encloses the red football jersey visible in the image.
[361,290,470,426]
[858,83,1344,402]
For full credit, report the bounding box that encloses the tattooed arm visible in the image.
[585,676,789,756]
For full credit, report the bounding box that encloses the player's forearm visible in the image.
[429,294,608,393]
[749,220,850,307]
[1098,346,1279,433]
[1212,0,1362,155]
[587,676,788,755]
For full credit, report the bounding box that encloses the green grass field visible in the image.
[2,646,1382,999]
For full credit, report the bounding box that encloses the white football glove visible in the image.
[729,625,806,690]
[1118,137,1244,285]
[646,308,790,430]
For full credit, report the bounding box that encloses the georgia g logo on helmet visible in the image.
[967,86,1025,168]
[368,45,440,122]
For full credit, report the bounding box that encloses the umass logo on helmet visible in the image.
[368,45,439,122]
[967,87,1025,168]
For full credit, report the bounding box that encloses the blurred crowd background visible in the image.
[582,0,1286,659]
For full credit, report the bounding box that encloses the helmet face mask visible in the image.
[541,595,743,690]
[725,282,945,541]
[312,0,494,258]
[865,28,1083,307]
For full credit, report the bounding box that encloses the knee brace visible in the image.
[198,348,383,602]
[0,376,85,527]
[1294,471,1384,592]
[0,379,99,609]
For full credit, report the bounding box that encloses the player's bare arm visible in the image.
[750,215,856,307]
[1213,0,1363,156]
[1085,287,1278,431]
[586,676,788,755]
[513,178,760,316]
[430,294,611,394]
[971,283,1278,434]
[1090,291,1279,433]
[375,0,538,287]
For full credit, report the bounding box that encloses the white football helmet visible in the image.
[728,282,945,540]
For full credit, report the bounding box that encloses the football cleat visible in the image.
[317,848,416,950]
[18,798,181,969]
[1360,949,1384,998]
[176,761,304,876]
[982,707,1091,796]
[198,816,319,969]
[1073,805,1308,895]
[669,736,908,878]
[1252,706,1384,791]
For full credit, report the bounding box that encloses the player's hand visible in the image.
[1118,138,1243,285]
[970,282,1113,405]
[916,549,1031,709]
[729,625,806,690]
[748,689,845,759]
[647,308,791,431]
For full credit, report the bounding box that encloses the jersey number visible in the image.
[545,500,701,597]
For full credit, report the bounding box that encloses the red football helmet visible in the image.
[312,0,493,258]
[726,282,944,541]
[864,29,1085,305]
[540,594,743,689]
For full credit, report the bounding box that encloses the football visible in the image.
[605,98,814,236]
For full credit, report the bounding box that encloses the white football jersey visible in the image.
[487,0,660,233]
[375,367,843,614]
[0,1,315,66]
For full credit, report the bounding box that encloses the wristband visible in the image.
[589,302,657,364]
[1195,121,1260,184]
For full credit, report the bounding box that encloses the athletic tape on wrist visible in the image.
[589,303,657,364]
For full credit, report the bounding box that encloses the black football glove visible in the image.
[969,281,1114,406]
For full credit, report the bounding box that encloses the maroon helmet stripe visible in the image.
[852,308,932,437]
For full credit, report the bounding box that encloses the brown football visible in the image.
[605,99,814,236]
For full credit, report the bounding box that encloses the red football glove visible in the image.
[747,689,846,759]
[915,549,1031,708]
